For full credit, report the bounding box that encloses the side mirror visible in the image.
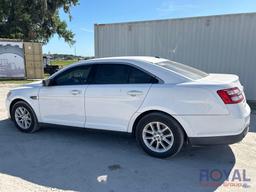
[42,79,51,86]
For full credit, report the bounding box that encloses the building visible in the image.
[94,13,256,101]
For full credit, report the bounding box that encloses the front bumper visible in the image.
[189,125,249,146]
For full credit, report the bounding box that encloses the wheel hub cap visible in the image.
[142,122,174,153]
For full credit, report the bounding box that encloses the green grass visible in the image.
[51,59,78,67]
[0,79,37,84]
[0,74,49,84]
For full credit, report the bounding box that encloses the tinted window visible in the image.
[93,64,129,84]
[53,65,92,85]
[157,61,208,80]
[92,64,158,84]
[129,67,157,84]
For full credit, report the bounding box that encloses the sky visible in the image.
[43,0,256,56]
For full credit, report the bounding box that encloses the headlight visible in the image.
[7,91,12,98]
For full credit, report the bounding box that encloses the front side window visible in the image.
[92,64,158,84]
[53,65,92,86]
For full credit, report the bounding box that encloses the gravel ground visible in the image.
[0,83,255,192]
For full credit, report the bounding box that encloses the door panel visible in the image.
[39,85,87,127]
[85,84,151,131]
[38,64,92,127]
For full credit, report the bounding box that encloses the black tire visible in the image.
[135,112,184,158]
[11,101,40,133]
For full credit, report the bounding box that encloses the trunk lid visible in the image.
[195,73,244,91]
[197,73,239,84]
[193,73,246,101]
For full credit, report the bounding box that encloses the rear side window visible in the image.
[93,64,130,84]
[92,64,158,84]
[157,61,208,80]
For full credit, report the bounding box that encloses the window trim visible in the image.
[89,62,162,85]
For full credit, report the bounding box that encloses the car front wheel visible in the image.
[136,112,184,158]
[11,101,40,133]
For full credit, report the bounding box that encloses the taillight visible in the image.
[217,87,244,104]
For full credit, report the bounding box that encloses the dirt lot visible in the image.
[0,83,255,192]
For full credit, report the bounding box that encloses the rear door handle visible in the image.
[127,90,143,97]
[71,90,81,95]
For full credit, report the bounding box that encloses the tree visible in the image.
[0,0,79,45]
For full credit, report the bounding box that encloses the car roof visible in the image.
[77,56,169,65]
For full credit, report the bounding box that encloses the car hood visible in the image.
[24,80,43,87]
[11,80,43,91]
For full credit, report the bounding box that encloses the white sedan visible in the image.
[5,57,251,158]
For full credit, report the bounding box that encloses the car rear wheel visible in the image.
[11,101,40,133]
[136,112,184,158]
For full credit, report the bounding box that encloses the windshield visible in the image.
[157,61,208,80]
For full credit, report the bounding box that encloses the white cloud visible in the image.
[157,1,197,16]
[80,28,93,33]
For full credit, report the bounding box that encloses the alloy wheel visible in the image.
[142,121,174,153]
[14,106,32,130]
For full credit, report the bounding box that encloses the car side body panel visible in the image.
[38,85,87,127]
[84,84,151,132]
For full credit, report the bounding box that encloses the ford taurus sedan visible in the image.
[5,57,251,158]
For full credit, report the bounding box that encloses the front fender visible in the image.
[7,89,41,122]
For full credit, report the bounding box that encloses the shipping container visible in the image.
[95,13,256,101]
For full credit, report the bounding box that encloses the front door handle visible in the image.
[71,90,81,95]
[127,90,143,97]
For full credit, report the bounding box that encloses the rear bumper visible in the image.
[189,125,249,146]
